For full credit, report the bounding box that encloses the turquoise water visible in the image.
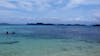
[0,25,100,56]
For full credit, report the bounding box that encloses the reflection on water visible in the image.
[0,25,100,56]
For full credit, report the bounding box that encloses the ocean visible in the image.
[0,25,100,56]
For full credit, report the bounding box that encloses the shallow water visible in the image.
[0,25,100,56]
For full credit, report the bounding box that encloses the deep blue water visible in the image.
[0,25,100,40]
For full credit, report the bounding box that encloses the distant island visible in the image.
[0,23,25,25]
[92,24,100,26]
[26,23,87,26]
[27,23,54,25]
[27,23,100,26]
[0,23,100,26]
[0,23,10,25]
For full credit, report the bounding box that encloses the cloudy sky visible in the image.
[0,0,100,24]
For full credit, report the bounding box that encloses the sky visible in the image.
[0,0,100,24]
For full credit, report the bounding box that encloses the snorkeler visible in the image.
[6,32,9,35]
[12,32,15,34]
[6,32,16,35]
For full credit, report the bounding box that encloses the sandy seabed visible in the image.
[0,39,100,56]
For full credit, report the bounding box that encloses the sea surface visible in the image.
[0,25,100,56]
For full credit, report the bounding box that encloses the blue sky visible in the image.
[0,0,100,24]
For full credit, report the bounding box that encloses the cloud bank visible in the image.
[0,0,100,24]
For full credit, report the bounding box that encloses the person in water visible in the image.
[12,32,15,34]
[6,32,9,34]
[6,32,16,35]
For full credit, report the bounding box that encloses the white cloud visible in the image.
[63,0,84,10]
[17,1,33,11]
[93,9,100,18]
[0,0,17,9]
[0,0,100,11]
[0,10,13,15]
[84,0,100,5]
[63,0,100,10]
[31,0,51,11]
[0,0,63,11]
